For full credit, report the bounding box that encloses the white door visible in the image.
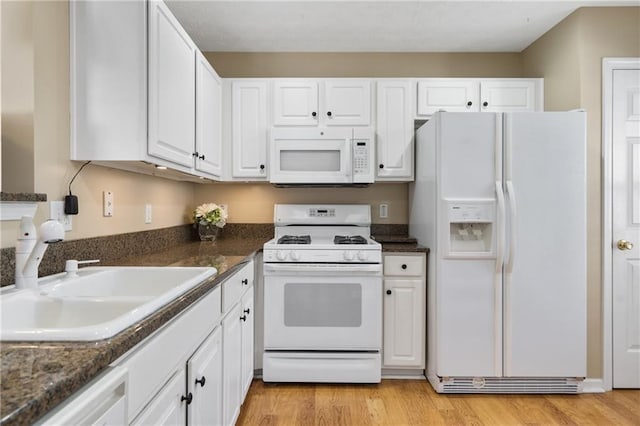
[187,327,223,426]
[503,112,587,377]
[195,52,223,178]
[231,81,268,178]
[376,80,414,180]
[148,0,196,167]
[323,80,371,126]
[273,80,319,126]
[132,369,187,425]
[240,287,255,399]
[612,68,640,388]
[222,304,243,426]
[383,278,424,367]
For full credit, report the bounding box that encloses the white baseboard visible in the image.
[581,378,606,393]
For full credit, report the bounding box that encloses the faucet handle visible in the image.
[65,259,100,273]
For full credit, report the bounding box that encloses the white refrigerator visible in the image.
[409,111,587,393]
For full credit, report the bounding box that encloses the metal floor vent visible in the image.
[439,377,582,394]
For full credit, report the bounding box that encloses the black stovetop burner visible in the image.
[334,235,368,245]
[277,235,312,245]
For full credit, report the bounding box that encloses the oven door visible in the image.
[263,263,382,351]
[269,130,352,184]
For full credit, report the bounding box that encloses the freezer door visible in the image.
[503,112,587,377]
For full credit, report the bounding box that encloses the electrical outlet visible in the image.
[379,203,389,219]
[145,204,152,224]
[103,191,114,217]
[219,204,228,216]
[50,201,72,231]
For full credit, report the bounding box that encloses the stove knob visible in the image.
[343,251,355,261]
[276,250,287,261]
[290,251,300,261]
[357,251,367,261]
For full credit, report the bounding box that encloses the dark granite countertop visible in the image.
[372,235,430,253]
[0,237,268,426]
[0,192,47,202]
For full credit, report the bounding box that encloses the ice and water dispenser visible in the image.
[444,200,495,257]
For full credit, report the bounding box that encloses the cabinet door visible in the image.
[131,369,187,425]
[188,327,223,426]
[241,287,255,399]
[195,52,223,178]
[376,81,414,181]
[222,303,243,426]
[383,278,425,368]
[323,80,371,126]
[480,80,539,112]
[417,79,479,115]
[231,81,268,179]
[273,80,319,126]
[148,0,196,167]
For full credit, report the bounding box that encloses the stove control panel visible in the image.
[264,248,382,264]
[309,208,336,218]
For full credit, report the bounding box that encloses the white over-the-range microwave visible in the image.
[269,127,375,186]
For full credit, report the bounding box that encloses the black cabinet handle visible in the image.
[195,376,206,387]
[198,154,205,160]
[259,164,265,170]
[192,152,199,157]
[242,278,248,285]
[386,289,392,295]
[401,264,407,270]
[312,111,317,117]
[482,101,488,107]
[181,392,193,405]
[240,315,247,322]
[327,111,332,117]
[467,101,473,107]
[379,164,384,169]
[244,308,251,314]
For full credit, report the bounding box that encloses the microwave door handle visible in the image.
[344,137,353,181]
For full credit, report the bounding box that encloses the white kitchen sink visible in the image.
[0,266,217,341]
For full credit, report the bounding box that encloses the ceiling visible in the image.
[165,0,635,53]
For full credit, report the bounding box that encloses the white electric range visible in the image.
[262,204,383,383]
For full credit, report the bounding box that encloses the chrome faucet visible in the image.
[15,216,65,289]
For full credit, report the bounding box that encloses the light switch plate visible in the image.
[103,191,114,217]
[145,204,152,224]
[379,203,389,219]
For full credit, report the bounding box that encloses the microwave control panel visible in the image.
[353,140,374,182]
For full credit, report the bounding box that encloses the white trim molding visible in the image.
[601,57,640,392]
[582,378,606,394]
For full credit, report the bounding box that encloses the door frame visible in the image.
[601,57,640,391]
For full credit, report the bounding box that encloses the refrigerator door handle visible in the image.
[495,180,506,272]
[505,180,517,273]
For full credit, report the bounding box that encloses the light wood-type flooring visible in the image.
[237,379,640,425]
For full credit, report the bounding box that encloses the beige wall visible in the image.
[205,52,523,78]
[194,183,408,224]
[1,0,35,192]
[523,6,640,378]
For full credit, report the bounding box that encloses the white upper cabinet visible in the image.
[148,0,197,168]
[417,79,479,115]
[479,80,539,112]
[273,80,319,126]
[273,79,372,126]
[231,81,269,179]
[195,51,223,178]
[376,80,414,181]
[416,78,542,116]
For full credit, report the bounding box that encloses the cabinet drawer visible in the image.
[122,285,221,422]
[384,255,424,277]
[222,261,254,313]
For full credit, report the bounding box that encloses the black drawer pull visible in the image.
[401,264,407,270]
[242,278,248,285]
[386,289,392,295]
[181,392,193,405]
[244,308,251,314]
[195,376,206,387]
[240,315,247,322]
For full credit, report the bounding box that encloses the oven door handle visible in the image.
[263,263,382,275]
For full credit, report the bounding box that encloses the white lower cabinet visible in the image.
[382,253,426,370]
[188,327,224,426]
[222,303,243,426]
[241,287,255,399]
[132,369,187,425]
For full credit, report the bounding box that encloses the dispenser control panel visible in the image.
[445,199,495,258]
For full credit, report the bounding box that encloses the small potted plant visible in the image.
[193,203,228,241]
